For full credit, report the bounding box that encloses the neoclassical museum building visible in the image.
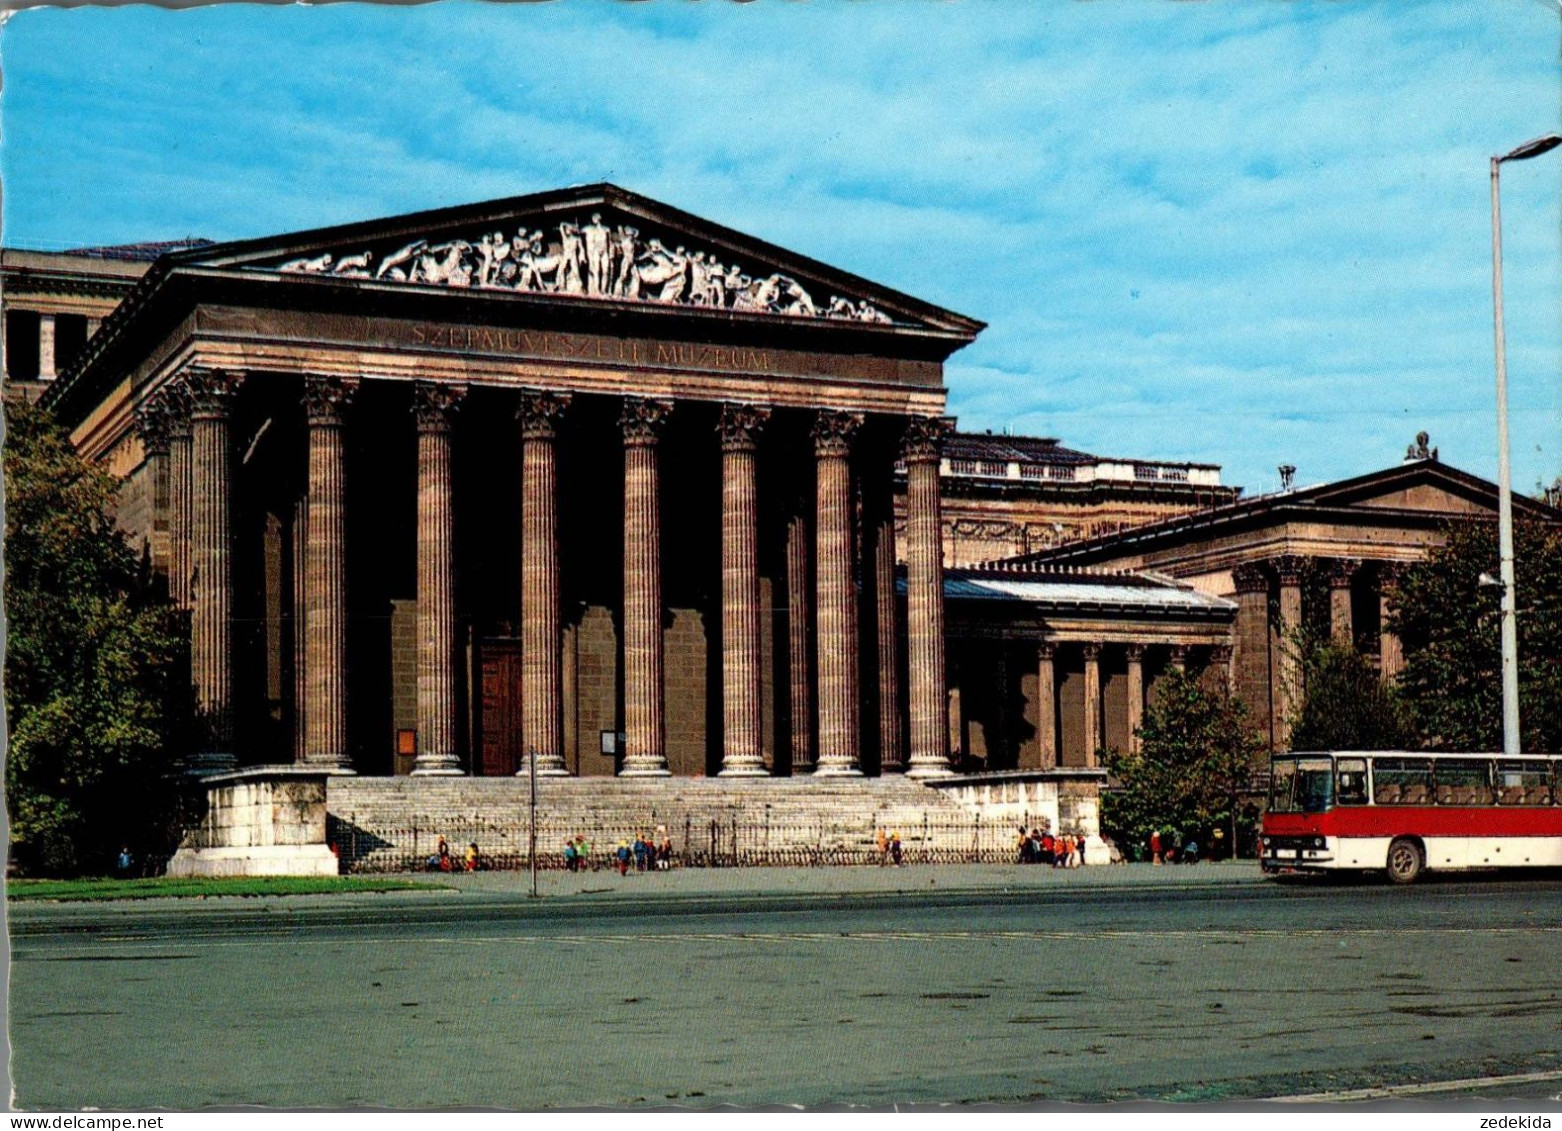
[7,184,1547,868]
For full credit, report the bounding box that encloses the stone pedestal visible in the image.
[813,411,863,776]
[303,375,358,774]
[412,382,467,777]
[903,417,952,779]
[718,403,770,777]
[519,390,571,777]
[620,398,672,777]
[166,767,339,877]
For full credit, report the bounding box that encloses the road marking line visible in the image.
[1274,1068,1562,1102]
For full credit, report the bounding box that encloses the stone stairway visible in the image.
[327,775,1020,872]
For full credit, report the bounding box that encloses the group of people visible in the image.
[428,836,483,872]
[874,828,905,867]
[611,828,675,876]
[1017,827,1088,867]
[1148,830,1202,864]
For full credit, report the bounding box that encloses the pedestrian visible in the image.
[465,842,481,872]
[615,839,631,876]
[889,830,903,867]
[563,838,578,872]
[116,845,134,876]
[658,828,673,870]
[633,835,648,872]
[1076,835,1087,867]
[1150,829,1163,865]
[436,836,453,872]
[878,827,890,866]
[576,835,591,871]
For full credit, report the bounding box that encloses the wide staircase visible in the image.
[328,775,1016,872]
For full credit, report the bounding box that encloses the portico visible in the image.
[46,184,983,781]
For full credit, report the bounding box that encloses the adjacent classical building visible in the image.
[1004,446,1562,750]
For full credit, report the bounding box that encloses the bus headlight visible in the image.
[1313,837,1326,848]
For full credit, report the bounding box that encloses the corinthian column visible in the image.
[303,374,358,774]
[186,369,243,773]
[867,440,904,773]
[786,475,814,773]
[621,397,673,777]
[1125,643,1145,755]
[1273,554,1306,749]
[519,389,571,777]
[903,416,952,778]
[133,392,173,586]
[1379,563,1405,682]
[411,381,466,776]
[718,403,771,776]
[165,384,194,609]
[1036,641,1057,769]
[1328,558,1359,644]
[813,410,864,776]
[1082,642,1102,769]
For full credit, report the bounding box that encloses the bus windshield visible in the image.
[1269,758,1335,813]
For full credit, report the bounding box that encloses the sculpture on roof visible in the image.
[258,216,896,324]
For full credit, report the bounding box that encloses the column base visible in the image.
[302,756,357,776]
[905,762,954,780]
[717,761,770,778]
[813,762,863,777]
[411,764,466,777]
[619,763,672,778]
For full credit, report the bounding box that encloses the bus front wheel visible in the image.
[1386,838,1423,885]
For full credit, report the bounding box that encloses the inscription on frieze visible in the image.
[408,324,779,374]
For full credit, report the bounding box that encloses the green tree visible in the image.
[1102,670,1266,859]
[1389,519,1562,752]
[4,399,184,875]
[1288,637,1416,752]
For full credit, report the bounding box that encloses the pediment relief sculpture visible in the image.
[264,212,896,325]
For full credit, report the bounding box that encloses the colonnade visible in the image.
[136,369,954,779]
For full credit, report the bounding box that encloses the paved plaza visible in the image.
[9,863,1562,1109]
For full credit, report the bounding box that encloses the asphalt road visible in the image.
[8,864,1562,1109]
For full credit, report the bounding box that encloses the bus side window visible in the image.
[1336,759,1367,805]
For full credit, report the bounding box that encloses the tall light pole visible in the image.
[1489,132,1561,756]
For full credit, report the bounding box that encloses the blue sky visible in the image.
[3,1,1558,496]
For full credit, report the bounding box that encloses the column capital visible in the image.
[162,382,193,440]
[1168,643,1191,666]
[1232,561,1270,594]
[1327,557,1361,588]
[1081,642,1102,662]
[1378,560,1408,591]
[133,395,173,457]
[1037,640,1057,661]
[812,409,864,458]
[412,380,468,433]
[185,368,244,419]
[1124,642,1146,663]
[517,388,571,439]
[718,402,772,452]
[1272,554,1307,586]
[900,415,953,463]
[1209,644,1233,664]
[303,374,360,426]
[620,396,673,446]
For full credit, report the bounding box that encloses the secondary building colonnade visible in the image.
[133,368,956,781]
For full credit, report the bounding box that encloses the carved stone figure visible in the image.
[612,226,639,297]
[331,251,374,277]
[556,223,585,294]
[582,213,612,296]
[377,240,428,280]
[280,253,333,273]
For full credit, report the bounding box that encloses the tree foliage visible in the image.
[4,399,184,875]
[1288,637,1416,752]
[1389,519,1562,753]
[1102,670,1266,858]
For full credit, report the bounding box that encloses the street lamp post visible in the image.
[1489,132,1561,757]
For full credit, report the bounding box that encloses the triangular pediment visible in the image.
[1305,460,1502,516]
[167,183,981,336]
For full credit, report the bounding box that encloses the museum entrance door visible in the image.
[477,637,522,776]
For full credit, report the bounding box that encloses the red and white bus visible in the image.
[1261,751,1562,883]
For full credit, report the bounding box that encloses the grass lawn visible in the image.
[5,875,451,902]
